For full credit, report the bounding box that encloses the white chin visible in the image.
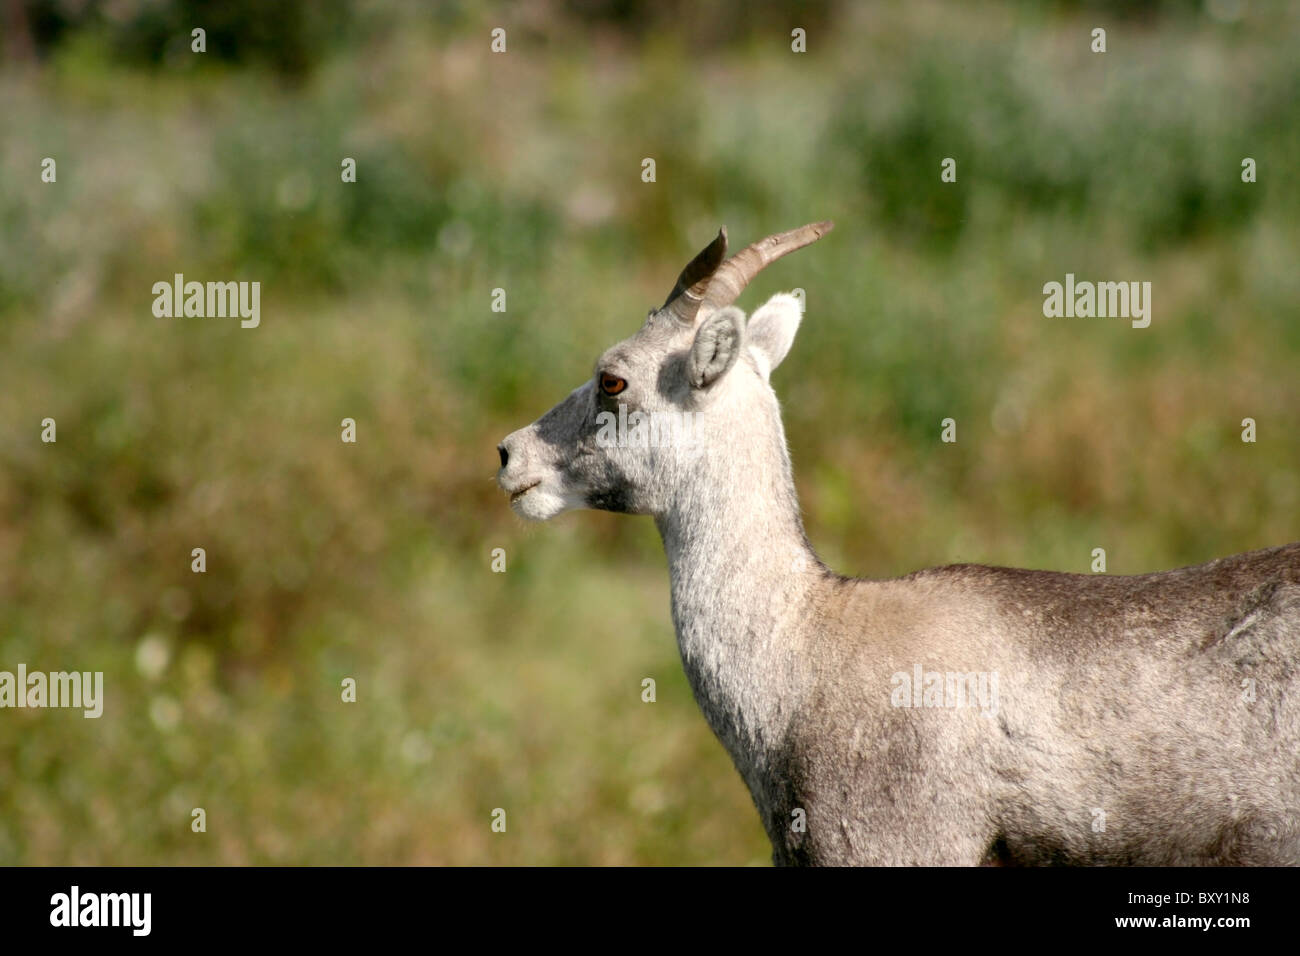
[510,486,573,521]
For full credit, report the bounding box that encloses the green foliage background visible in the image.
[0,0,1296,864]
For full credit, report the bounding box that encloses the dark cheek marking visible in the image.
[534,386,596,450]
[587,487,634,514]
[584,461,635,514]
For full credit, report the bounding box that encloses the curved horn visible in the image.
[701,220,834,313]
[660,228,729,325]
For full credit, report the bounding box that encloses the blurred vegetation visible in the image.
[0,0,1297,864]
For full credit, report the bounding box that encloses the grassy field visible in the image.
[1,0,1297,864]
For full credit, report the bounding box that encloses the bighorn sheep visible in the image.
[496,222,1300,865]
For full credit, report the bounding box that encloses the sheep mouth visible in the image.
[509,481,541,503]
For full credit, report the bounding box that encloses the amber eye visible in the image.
[600,373,627,396]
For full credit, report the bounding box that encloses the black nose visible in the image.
[497,444,509,469]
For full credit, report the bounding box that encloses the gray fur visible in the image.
[497,231,1300,866]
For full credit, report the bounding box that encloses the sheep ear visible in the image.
[746,293,802,380]
[688,306,745,389]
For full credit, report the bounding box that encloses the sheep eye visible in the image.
[600,373,627,396]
